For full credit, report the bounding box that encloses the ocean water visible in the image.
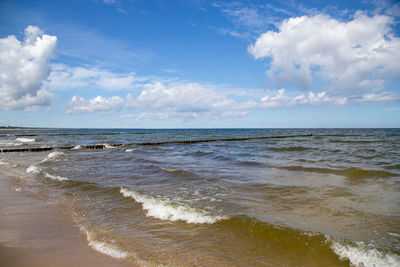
[1,128,399,266]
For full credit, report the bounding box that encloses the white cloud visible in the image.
[260,89,347,107]
[46,64,141,91]
[0,25,56,110]
[66,95,124,114]
[249,13,400,92]
[259,89,399,108]
[350,91,400,103]
[126,81,252,119]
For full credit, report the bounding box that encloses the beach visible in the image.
[0,173,132,267]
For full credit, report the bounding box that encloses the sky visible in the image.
[0,0,399,128]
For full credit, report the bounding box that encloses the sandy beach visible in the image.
[0,173,133,267]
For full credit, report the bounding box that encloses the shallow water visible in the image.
[1,128,399,266]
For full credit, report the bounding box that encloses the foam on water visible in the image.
[330,239,400,267]
[45,172,70,182]
[26,164,42,174]
[26,152,65,174]
[72,145,82,150]
[125,148,136,152]
[15,137,36,143]
[79,226,129,259]
[120,187,227,224]
[0,141,23,146]
[40,151,65,163]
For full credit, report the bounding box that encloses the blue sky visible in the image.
[0,0,399,128]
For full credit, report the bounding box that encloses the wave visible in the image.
[281,165,397,179]
[269,146,310,152]
[120,187,227,224]
[79,225,129,259]
[161,167,192,175]
[72,145,82,150]
[329,239,400,267]
[26,152,65,174]
[45,172,70,182]
[328,139,380,144]
[386,164,400,170]
[97,143,117,149]
[15,137,37,143]
[217,216,400,266]
[26,164,42,174]
[0,141,23,146]
[125,148,136,152]
[40,151,65,163]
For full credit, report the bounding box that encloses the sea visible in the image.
[0,128,399,266]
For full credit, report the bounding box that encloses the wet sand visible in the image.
[0,173,133,267]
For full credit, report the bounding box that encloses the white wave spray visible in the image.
[15,137,36,143]
[120,187,227,224]
[329,238,400,267]
[79,225,129,259]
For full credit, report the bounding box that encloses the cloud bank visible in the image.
[0,26,56,110]
[249,12,400,92]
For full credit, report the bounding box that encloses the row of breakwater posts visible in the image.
[0,134,312,153]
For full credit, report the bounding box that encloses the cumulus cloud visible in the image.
[66,95,124,114]
[248,12,400,92]
[0,25,56,110]
[126,81,252,119]
[46,64,141,91]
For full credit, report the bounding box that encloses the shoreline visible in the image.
[0,173,134,267]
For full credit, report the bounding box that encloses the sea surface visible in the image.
[1,128,399,266]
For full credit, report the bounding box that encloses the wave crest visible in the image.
[15,137,36,143]
[79,226,129,259]
[45,172,70,182]
[120,187,227,224]
[330,240,400,267]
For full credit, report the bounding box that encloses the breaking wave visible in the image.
[27,151,65,174]
[45,172,70,182]
[79,225,129,259]
[329,239,400,267]
[15,137,37,143]
[40,151,65,163]
[120,187,227,224]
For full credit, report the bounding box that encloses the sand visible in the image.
[0,173,134,267]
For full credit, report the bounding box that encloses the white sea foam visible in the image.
[26,164,42,174]
[15,187,22,192]
[120,187,227,224]
[45,172,70,182]
[0,141,23,146]
[99,144,116,149]
[0,160,10,165]
[15,137,36,143]
[41,151,64,163]
[72,145,82,150]
[125,148,136,152]
[330,239,400,267]
[79,226,129,259]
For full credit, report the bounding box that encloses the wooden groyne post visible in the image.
[0,134,312,153]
